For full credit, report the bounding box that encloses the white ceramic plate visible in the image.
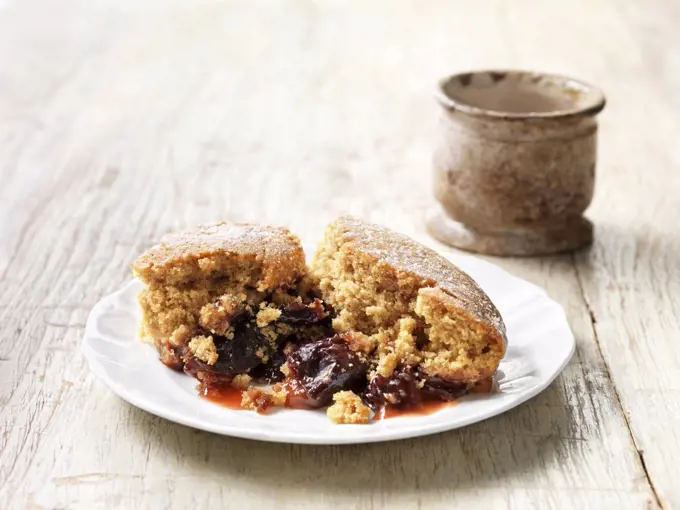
[82,252,574,444]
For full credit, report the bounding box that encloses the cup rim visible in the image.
[436,69,606,121]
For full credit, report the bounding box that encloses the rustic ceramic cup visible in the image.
[427,70,606,256]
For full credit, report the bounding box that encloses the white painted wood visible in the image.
[0,0,677,508]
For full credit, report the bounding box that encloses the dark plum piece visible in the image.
[158,341,185,371]
[212,323,272,374]
[183,355,234,388]
[278,299,329,326]
[191,365,234,387]
[363,366,422,410]
[249,347,287,383]
[287,336,369,408]
[363,366,472,409]
[413,327,430,350]
[420,375,468,401]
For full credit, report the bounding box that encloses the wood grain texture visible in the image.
[0,0,678,508]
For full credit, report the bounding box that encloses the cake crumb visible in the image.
[254,347,270,363]
[241,387,273,414]
[394,317,419,364]
[259,325,280,343]
[376,352,398,377]
[240,385,288,414]
[270,383,289,406]
[199,294,245,335]
[327,391,372,424]
[231,374,252,389]
[279,362,291,377]
[169,324,191,346]
[256,304,282,327]
[188,335,218,365]
[340,331,376,354]
[365,305,390,323]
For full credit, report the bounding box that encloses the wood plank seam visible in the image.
[572,254,664,510]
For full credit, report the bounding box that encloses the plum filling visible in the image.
[158,296,474,412]
[158,297,333,379]
[213,323,272,374]
[248,347,288,383]
[286,336,369,408]
[160,324,271,377]
[158,342,186,371]
[363,366,471,410]
[363,366,422,409]
[420,375,469,401]
[278,299,329,326]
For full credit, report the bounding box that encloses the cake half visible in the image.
[132,222,332,388]
[310,216,507,409]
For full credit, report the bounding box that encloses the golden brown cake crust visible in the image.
[132,222,310,346]
[325,216,506,342]
[132,222,306,289]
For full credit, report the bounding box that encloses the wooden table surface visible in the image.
[2,0,679,508]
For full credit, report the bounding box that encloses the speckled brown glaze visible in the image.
[132,222,306,289]
[427,70,606,256]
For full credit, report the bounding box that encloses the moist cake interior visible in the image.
[133,219,506,424]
